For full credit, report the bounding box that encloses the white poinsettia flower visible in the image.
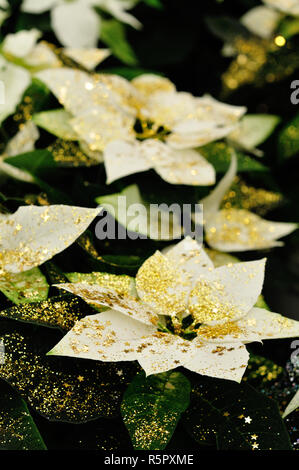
[0,205,101,273]
[38,68,247,185]
[263,0,299,17]
[22,0,141,48]
[0,121,39,182]
[49,237,299,382]
[283,389,299,418]
[201,152,297,252]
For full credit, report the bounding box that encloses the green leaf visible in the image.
[200,142,267,173]
[142,0,163,8]
[278,17,299,39]
[101,19,138,65]
[0,380,46,450]
[33,109,78,141]
[183,376,292,450]
[0,294,94,331]
[229,114,281,152]
[0,268,49,304]
[4,149,57,179]
[278,113,299,159]
[121,371,191,450]
[0,320,138,422]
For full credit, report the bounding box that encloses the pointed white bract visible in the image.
[241,6,282,39]
[0,205,101,273]
[50,237,299,382]
[263,0,299,17]
[201,153,297,251]
[283,390,299,418]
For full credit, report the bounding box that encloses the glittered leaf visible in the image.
[0,321,138,422]
[0,294,95,331]
[33,109,78,141]
[278,112,299,159]
[183,375,292,450]
[65,271,135,296]
[200,142,267,173]
[0,267,49,304]
[0,380,46,450]
[121,371,191,450]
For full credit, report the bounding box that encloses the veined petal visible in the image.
[283,390,299,418]
[22,0,58,13]
[55,282,158,326]
[205,208,297,252]
[201,151,237,215]
[136,251,190,317]
[104,140,152,184]
[2,29,41,58]
[0,205,101,273]
[238,307,299,340]
[4,121,39,157]
[132,74,176,98]
[241,6,282,39]
[48,309,156,362]
[163,237,214,281]
[71,106,135,153]
[63,48,110,70]
[0,57,31,125]
[51,2,101,48]
[188,259,266,325]
[137,332,192,376]
[155,146,216,186]
[36,68,115,116]
[185,340,249,383]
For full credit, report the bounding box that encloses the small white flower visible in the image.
[21,0,141,48]
[201,152,297,251]
[49,237,299,382]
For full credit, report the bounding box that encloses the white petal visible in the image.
[155,145,216,186]
[0,205,100,273]
[201,151,237,215]
[36,68,116,116]
[33,109,78,140]
[205,208,297,252]
[97,0,142,29]
[71,106,135,153]
[188,259,266,324]
[195,321,260,344]
[132,74,176,97]
[104,139,152,184]
[22,0,58,13]
[238,307,299,340]
[4,121,39,156]
[52,3,101,48]
[48,309,156,362]
[137,333,192,376]
[144,91,197,129]
[56,282,158,326]
[283,390,299,418]
[163,237,214,279]
[136,251,190,317]
[185,340,249,383]
[2,29,41,58]
[241,6,282,39]
[263,0,299,16]
[0,57,31,124]
[228,114,280,153]
[63,48,110,70]
[25,42,61,68]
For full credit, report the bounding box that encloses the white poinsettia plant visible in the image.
[21,0,141,48]
[49,237,299,382]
